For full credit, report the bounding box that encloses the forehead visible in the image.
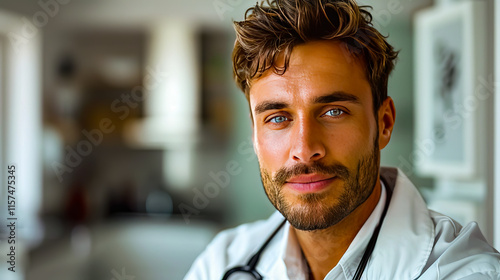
[249,40,371,107]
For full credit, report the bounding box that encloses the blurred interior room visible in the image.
[0,0,498,279]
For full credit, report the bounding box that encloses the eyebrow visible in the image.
[253,91,361,115]
[313,91,361,104]
[254,101,288,115]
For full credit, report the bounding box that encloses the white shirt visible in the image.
[184,168,500,280]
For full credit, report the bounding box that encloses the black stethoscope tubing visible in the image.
[222,181,393,280]
[221,219,287,280]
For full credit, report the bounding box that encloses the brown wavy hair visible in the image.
[232,0,399,113]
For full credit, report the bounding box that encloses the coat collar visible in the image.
[367,167,435,279]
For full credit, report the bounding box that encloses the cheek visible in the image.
[255,131,290,169]
[325,121,374,160]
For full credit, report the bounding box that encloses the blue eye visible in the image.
[270,116,288,123]
[325,108,344,117]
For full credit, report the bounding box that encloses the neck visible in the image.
[293,180,382,280]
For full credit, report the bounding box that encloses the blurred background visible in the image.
[0,0,497,279]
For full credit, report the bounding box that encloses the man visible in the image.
[185,0,500,279]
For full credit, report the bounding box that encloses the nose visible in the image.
[289,117,326,163]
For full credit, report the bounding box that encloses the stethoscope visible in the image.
[222,181,393,280]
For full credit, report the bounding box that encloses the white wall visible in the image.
[0,9,42,280]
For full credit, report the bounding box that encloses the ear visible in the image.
[377,97,396,150]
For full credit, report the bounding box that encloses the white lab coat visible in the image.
[185,167,500,279]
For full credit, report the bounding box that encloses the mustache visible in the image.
[273,162,350,186]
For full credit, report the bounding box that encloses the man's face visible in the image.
[250,40,386,231]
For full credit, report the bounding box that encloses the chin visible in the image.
[278,196,348,231]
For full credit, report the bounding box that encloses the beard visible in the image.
[260,134,380,231]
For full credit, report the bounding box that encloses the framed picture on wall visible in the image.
[414,1,487,179]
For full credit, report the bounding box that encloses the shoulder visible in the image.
[422,210,500,279]
[184,211,285,280]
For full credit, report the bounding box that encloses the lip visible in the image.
[285,174,336,193]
